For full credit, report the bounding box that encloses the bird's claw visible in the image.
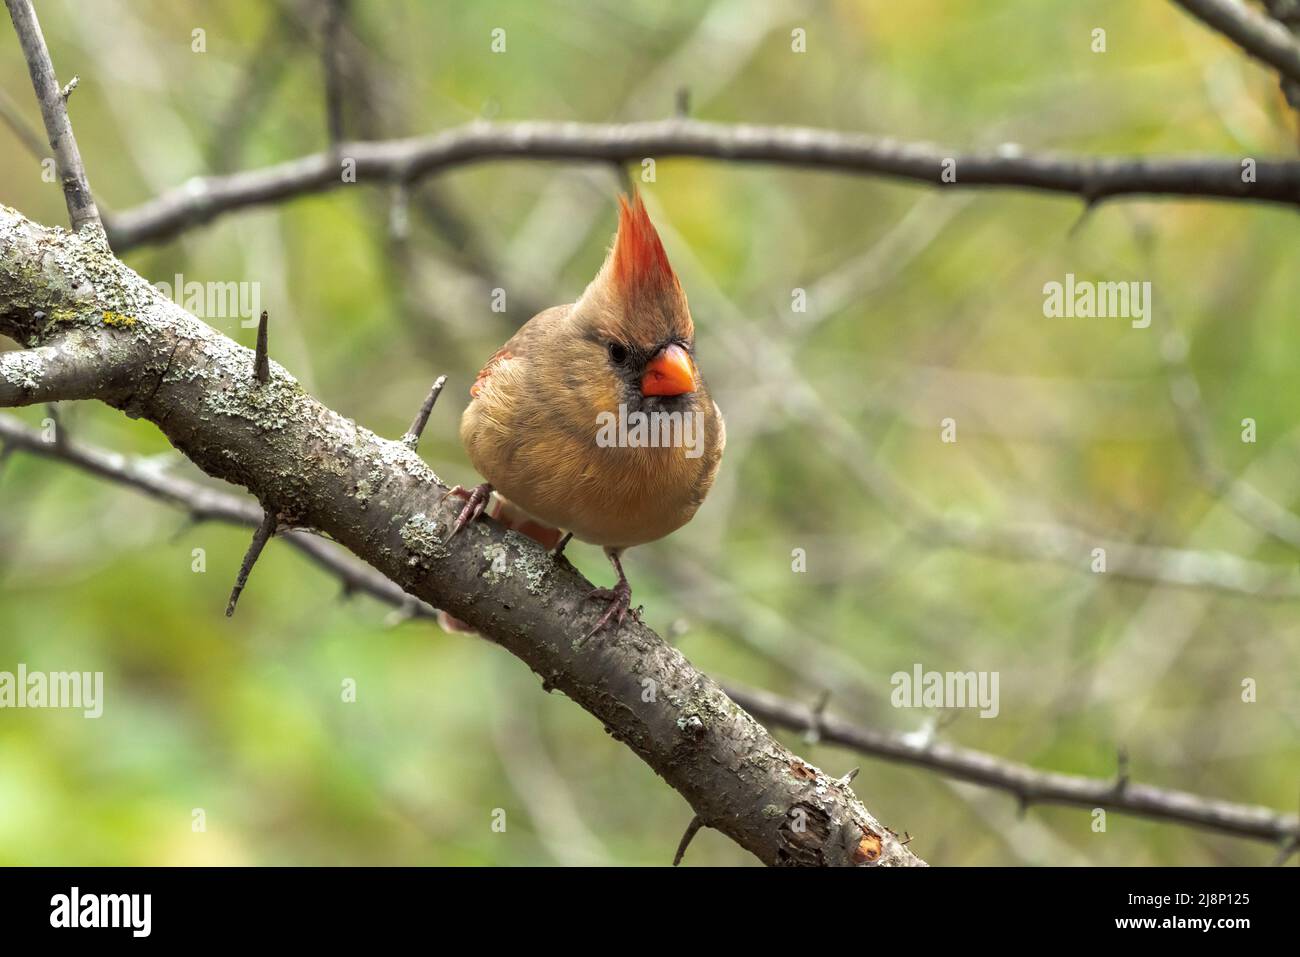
[582,578,637,639]
[441,482,492,538]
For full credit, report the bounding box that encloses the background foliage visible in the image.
[2,0,1297,865]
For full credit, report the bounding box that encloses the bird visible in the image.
[447,191,725,638]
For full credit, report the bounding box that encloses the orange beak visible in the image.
[640,343,696,397]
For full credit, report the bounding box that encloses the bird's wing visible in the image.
[469,345,512,398]
[468,304,569,398]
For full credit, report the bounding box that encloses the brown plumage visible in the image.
[452,192,725,635]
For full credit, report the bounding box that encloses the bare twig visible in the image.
[673,815,705,866]
[103,119,1300,250]
[725,682,1300,846]
[0,84,48,159]
[225,509,277,617]
[1161,330,1300,551]
[0,413,435,615]
[401,374,447,451]
[206,6,303,172]
[670,220,1300,601]
[1171,0,1300,85]
[320,0,347,146]
[4,0,101,232]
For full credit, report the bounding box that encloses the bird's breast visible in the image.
[462,392,723,549]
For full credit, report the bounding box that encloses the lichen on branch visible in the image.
[0,203,924,867]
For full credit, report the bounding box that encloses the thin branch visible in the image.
[1172,0,1300,85]
[0,332,136,408]
[225,508,277,617]
[401,374,446,451]
[1161,330,1300,551]
[725,682,1300,846]
[0,204,921,867]
[320,0,347,147]
[6,399,1293,855]
[690,237,1300,601]
[673,815,705,866]
[0,413,437,617]
[0,83,48,160]
[4,0,101,232]
[205,5,302,173]
[103,119,1300,249]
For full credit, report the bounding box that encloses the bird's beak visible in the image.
[640,343,696,397]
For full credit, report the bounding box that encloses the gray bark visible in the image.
[0,204,923,867]
[104,119,1300,250]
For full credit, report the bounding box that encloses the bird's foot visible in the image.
[581,576,638,639]
[440,482,492,538]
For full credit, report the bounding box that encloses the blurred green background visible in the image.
[2,0,1298,865]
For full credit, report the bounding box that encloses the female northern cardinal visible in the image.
[448,192,725,637]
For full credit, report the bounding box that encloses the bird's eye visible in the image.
[607,341,628,364]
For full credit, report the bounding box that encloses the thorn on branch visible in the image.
[389,181,411,240]
[384,600,417,629]
[59,74,77,101]
[254,310,270,384]
[45,402,64,447]
[836,767,860,787]
[1068,198,1098,238]
[674,86,690,118]
[673,815,705,866]
[401,374,447,451]
[935,708,961,731]
[550,531,573,558]
[1273,836,1300,866]
[169,513,201,543]
[611,161,634,197]
[1114,745,1131,794]
[226,508,277,617]
[802,689,831,744]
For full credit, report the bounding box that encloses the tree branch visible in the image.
[1171,0,1300,85]
[11,404,1295,862]
[725,682,1300,847]
[0,329,137,406]
[102,119,1300,250]
[7,406,1294,854]
[0,412,437,616]
[3,0,101,232]
[0,203,922,867]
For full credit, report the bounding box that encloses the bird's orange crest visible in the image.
[609,192,679,300]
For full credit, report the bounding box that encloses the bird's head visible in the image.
[572,192,701,413]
